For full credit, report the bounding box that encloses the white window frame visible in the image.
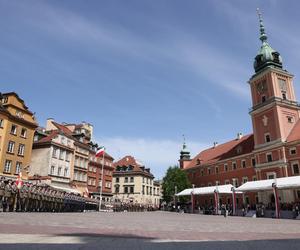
[232,161,237,170]
[18,144,25,156]
[242,159,246,168]
[7,141,15,153]
[264,133,271,143]
[50,166,55,175]
[20,128,27,138]
[15,162,22,174]
[4,160,12,173]
[10,124,17,135]
[267,172,276,179]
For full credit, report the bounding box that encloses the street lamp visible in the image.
[174,185,177,210]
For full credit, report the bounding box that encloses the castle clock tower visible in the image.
[249,10,300,149]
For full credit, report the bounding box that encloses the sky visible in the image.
[1,0,300,179]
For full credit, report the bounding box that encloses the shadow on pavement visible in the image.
[1,233,300,250]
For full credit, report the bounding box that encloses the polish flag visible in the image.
[95,146,105,157]
[16,172,23,189]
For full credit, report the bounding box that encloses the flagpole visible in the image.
[99,150,105,212]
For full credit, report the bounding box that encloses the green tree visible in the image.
[162,166,191,203]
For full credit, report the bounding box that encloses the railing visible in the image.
[249,97,300,113]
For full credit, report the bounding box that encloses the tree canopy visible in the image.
[162,166,191,203]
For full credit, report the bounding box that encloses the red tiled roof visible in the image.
[186,134,254,169]
[52,121,73,135]
[113,155,153,176]
[37,130,59,143]
[287,120,300,142]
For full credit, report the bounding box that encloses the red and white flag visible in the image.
[95,146,105,157]
[16,172,23,189]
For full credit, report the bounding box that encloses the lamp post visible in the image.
[174,185,177,210]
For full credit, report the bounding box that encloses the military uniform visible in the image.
[0,177,5,212]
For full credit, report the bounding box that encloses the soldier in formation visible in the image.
[0,176,86,212]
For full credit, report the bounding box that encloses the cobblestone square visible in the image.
[0,211,300,249]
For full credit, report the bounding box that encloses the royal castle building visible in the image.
[180,13,300,207]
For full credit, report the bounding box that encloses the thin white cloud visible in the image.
[97,136,209,179]
[7,1,252,100]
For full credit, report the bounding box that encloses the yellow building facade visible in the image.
[0,92,38,179]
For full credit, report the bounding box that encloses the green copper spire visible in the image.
[180,134,190,160]
[257,8,268,44]
[253,8,282,73]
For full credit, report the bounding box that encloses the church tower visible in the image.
[249,9,300,149]
[179,136,191,169]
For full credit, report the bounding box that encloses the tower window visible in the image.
[282,91,287,100]
[266,153,273,163]
[261,95,266,103]
[265,133,271,143]
[290,147,297,155]
[287,116,294,123]
[293,163,299,175]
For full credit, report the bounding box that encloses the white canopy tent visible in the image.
[236,176,300,192]
[176,184,235,196]
[176,184,238,215]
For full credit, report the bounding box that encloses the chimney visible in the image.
[237,132,243,140]
[213,142,218,148]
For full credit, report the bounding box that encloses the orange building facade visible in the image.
[180,14,300,208]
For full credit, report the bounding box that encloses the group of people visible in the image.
[0,176,86,212]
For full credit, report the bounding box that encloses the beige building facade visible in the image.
[0,92,38,179]
[113,156,161,207]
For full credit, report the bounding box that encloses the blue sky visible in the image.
[1,0,300,179]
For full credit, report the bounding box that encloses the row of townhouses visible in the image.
[0,92,161,207]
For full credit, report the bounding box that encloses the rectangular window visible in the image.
[142,185,145,195]
[4,160,12,173]
[21,128,27,138]
[52,148,57,158]
[242,160,246,168]
[201,170,204,176]
[64,167,68,177]
[282,91,287,100]
[267,153,273,162]
[125,177,128,183]
[130,186,134,193]
[208,168,211,175]
[50,166,55,175]
[265,133,271,143]
[66,152,70,162]
[130,176,134,183]
[262,95,266,103]
[232,162,237,170]
[7,141,15,153]
[252,158,256,167]
[224,164,228,172]
[242,177,248,184]
[59,150,64,160]
[57,167,62,176]
[293,163,299,175]
[225,180,230,185]
[0,119,3,128]
[290,148,297,155]
[287,116,294,123]
[232,178,239,188]
[124,186,128,193]
[253,176,257,181]
[10,124,17,135]
[115,186,120,193]
[15,162,22,174]
[215,166,219,174]
[18,144,25,156]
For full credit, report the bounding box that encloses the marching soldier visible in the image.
[3,180,12,212]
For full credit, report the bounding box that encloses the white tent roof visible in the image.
[176,184,235,196]
[236,175,300,192]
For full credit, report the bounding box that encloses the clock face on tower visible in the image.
[256,80,267,94]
